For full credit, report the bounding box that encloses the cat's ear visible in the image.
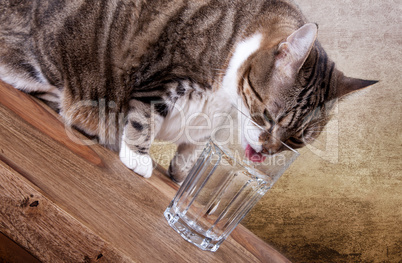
[336,76,378,98]
[275,23,318,74]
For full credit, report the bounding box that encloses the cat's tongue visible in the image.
[245,144,266,163]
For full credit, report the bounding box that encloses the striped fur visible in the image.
[0,0,376,181]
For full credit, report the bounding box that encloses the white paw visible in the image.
[119,140,153,178]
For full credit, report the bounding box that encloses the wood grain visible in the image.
[0,232,40,263]
[0,80,290,262]
[0,80,103,166]
[0,160,132,263]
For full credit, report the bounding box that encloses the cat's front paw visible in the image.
[168,161,188,184]
[168,143,201,183]
[168,154,196,183]
[119,140,153,178]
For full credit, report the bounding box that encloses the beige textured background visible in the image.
[151,0,401,261]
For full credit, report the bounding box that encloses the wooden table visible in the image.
[0,80,290,263]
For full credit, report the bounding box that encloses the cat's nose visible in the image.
[260,132,284,155]
[261,138,284,155]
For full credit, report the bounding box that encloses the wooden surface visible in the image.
[0,79,290,263]
[0,232,40,263]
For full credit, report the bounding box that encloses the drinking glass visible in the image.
[164,106,299,252]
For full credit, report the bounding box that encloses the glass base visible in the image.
[164,206,223,252]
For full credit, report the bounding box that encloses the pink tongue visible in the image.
[245,145,267,163]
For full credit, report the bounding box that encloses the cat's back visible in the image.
[0,0,34,43]
[0,0,306,92]
[129,0,306,86]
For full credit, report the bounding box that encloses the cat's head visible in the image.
[239,23,377,158]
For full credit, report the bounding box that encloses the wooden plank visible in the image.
[0,160,133,263]
[0,80,102,166]
[231,226,291,263]
[0,80,290,262]
[0,231,40,263]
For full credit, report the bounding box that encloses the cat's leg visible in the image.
[0,63,62,111]
[168,142,205,183]
[28,86,62,112]
[120,102,163,178]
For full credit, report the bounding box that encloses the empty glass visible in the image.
[164,106,299,252]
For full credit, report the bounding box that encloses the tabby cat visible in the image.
[0,0,376,182]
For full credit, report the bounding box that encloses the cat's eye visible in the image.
[263,109,274,124]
